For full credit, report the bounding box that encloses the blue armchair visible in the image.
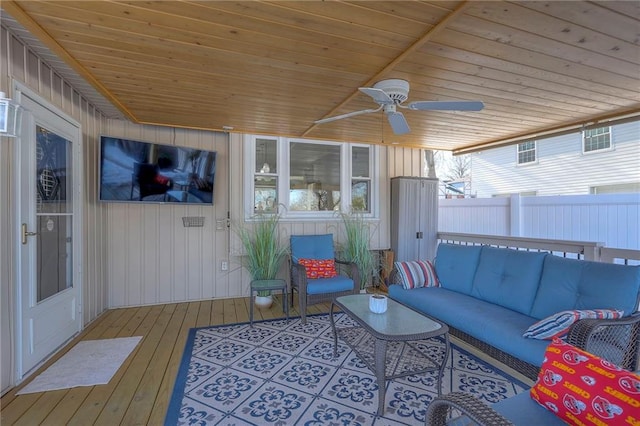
[289,234,359,324]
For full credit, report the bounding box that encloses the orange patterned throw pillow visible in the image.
[297,258,337,279]
[530,338,640,426]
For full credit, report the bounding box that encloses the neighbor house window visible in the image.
[583,126,611,153]
[517,141,536,164]
[246,136,376,218]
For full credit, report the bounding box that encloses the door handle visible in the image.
[21,223,38,245]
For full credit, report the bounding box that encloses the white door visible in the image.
[15,84,82,379]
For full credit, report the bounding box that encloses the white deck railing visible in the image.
[437,232,640,265]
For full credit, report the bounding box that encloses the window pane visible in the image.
[584,127,611,152]
[352,146,369,177]
[517,141,535,164]
[254,176,277,213]
[289,142,341,211]
[351,180,370,212]
[255,138,277,174]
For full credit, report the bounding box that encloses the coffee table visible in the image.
[330,294,450,416]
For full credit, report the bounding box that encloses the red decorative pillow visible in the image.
[154,174,170,185]
[530,338,640,425]
[297,258,337,279]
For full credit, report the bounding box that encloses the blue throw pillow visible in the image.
[523,309,623,340]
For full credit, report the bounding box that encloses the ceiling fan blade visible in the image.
[406,100,484,111]
[387,111,410,135]
[314,106,383,124]
[359,87,394,105]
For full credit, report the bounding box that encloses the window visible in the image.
[583,126,611,153]
[289,142,341,212]
[253,138,278,213]
[246,136,376,218]
[351,146,371,212]
[517,141,536,164]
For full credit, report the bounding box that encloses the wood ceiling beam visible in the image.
[302,0,471,137]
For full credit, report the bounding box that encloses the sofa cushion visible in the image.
[531,256,640,320]
[434,244,482,295]
[471,247,547,315]
[530,338,640,425]
[523,309,624,340]
[388,285,549,366]
[394,260,439,289]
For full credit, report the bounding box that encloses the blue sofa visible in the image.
[389,243,640,378]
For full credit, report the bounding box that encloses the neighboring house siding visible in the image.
[470,121,640,197]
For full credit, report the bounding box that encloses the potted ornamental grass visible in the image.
[338,210,377,291]
[235,212,288,309]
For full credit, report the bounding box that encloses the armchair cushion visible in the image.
[297,258,337,279]
[306,275,354,295]
[290,234,334,262]
[530,338,640,425]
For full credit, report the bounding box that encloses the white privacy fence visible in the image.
[439,193,640,251]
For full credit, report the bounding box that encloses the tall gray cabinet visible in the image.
[390,177,439,262]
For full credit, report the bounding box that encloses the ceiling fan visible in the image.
[314,79,484,135]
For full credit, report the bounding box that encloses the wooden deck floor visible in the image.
[1,295,330,425]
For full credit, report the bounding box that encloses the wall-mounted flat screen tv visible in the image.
[99,136,216,205]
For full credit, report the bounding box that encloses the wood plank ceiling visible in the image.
[2,1,639,152]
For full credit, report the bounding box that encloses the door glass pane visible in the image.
[36,126,73,302]
[289,142,341,211]
[37,215,72,301]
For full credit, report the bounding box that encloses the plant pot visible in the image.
[254,295,273,310]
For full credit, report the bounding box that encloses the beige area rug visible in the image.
[17,336,143,394]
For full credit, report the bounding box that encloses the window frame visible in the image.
[516,140,537,165]
[243,135,378,220]
[582,126,612,154]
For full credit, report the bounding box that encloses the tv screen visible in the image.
[99,136,216,205]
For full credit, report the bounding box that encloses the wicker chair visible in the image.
[425,313,640,425]
[289,234,360,324]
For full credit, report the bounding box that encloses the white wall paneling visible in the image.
[104,122,231,307]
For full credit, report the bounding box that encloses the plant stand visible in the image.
[249,279,289,327]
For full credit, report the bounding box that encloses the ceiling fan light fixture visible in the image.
[314,79,484,135]
[372,79,410,104]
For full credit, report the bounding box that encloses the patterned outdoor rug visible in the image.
[165,313,528,425]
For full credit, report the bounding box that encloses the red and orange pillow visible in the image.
[297,258,337,279]
[530,338,640,425]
